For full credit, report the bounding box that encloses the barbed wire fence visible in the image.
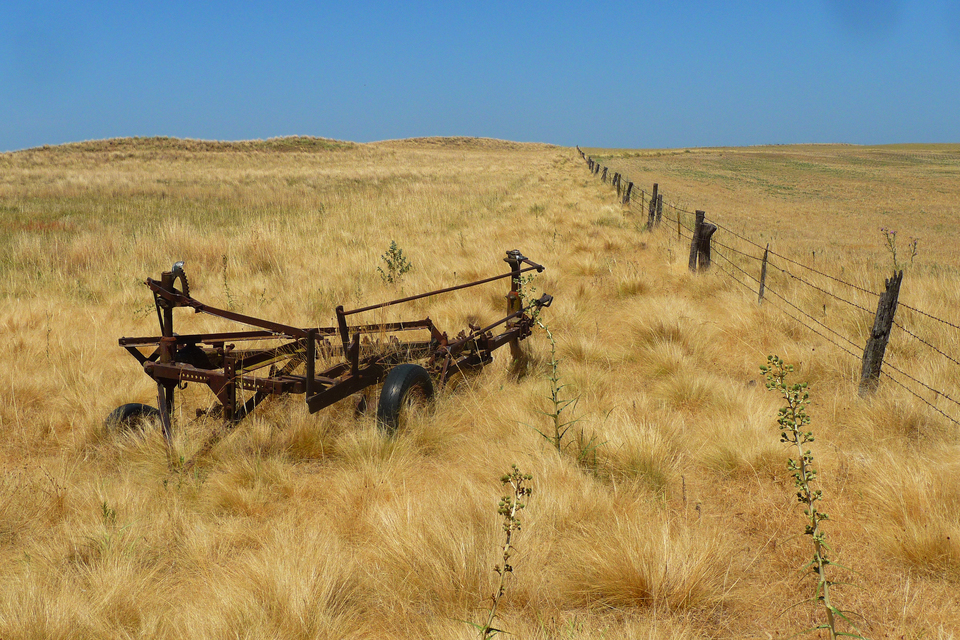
[576,146,960,429]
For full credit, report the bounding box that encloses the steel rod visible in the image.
[341,264,543,317]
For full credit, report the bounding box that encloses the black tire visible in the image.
[376,364,434,435]
[105,403,161,434]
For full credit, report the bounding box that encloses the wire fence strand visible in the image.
[581,156,960,417]
[893,320,960,369]
[899,303,960,333]
[710,256,865,362]
[881,369,960,427]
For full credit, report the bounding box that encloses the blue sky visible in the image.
[2,0,959,151]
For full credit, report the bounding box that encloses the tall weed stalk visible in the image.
[474,465,532,639]
[761,355,866,640]
[535,322,579,454]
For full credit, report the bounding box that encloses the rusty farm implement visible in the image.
[109,250,552,469]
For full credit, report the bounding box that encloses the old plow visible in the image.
[111,250,552,469]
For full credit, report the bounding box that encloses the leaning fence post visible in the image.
[588,158,594,171]
[859,270,904,396]
[647,183,659,230]
[601,167,607,182]
[623,182,633,205]
[758,243,770,303]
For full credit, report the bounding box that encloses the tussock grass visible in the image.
[2,137,960,636]
[553,516,733,612]
[865,450,960,579]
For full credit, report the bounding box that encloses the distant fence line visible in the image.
[575,146,960,429]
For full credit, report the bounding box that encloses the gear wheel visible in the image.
[171,261,190,298]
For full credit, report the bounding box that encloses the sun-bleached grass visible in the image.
[864,449,960,579]
[2,138,960,637]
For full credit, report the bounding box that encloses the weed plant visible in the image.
[474,465,532,639]
[762,355,866,640]
[533,322,579,454]
[377,240,412,284]
[880,227,918,273]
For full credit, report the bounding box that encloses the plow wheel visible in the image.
[376,364,434,435]
[105,403,161,433]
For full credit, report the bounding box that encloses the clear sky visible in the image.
[2,0,959,152]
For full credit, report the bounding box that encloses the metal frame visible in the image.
[118,250,552,468]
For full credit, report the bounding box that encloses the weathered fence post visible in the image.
[698,222,718,268]
[601,167,607,182]
[859,270,904,396]
[623,182,633,205]
[687,211,718,272]
[588,158,594,171]
[647,183,659,230]
[688,211,704,272]
[656,194,663,225]
[758,243,770,303]
[614,173,621,197]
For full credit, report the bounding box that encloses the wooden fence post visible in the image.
[588,158,593,171]
[656,194,663,225]
[601,167,607,182]
[698,222,718,269]
[758,243,769,303]
[688,211,704,272]
[687,211,718,271]
[614,173,621,197]
[647,183,659,230]
[859,270,904,396]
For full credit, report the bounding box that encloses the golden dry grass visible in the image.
[1,137,959,638]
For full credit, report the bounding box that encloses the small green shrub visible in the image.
[377,240,412,284]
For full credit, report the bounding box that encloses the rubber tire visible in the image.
[105,403,161,434]
[376,364,434,435]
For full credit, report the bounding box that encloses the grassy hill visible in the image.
[1,137,958,638]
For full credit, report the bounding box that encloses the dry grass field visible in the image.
[1,137,959,638]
